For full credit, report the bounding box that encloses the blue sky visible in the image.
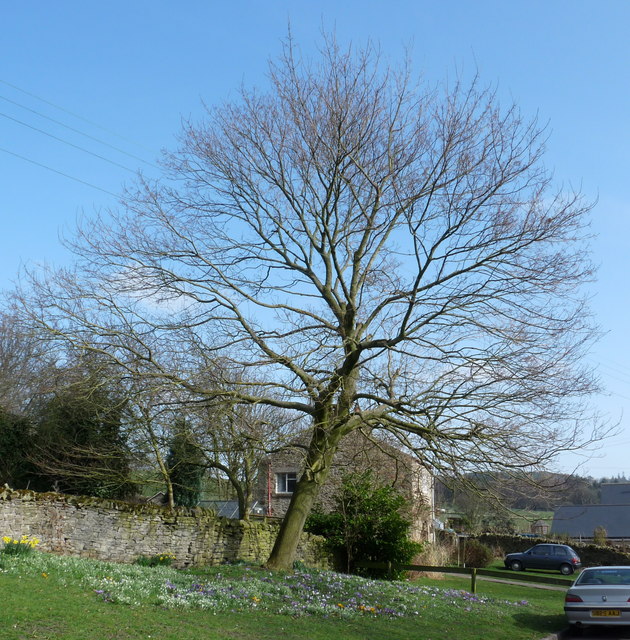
[2,1,629,478]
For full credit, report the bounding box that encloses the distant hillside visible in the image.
[436,472,630,513]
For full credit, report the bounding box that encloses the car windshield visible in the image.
[576,569,630,585]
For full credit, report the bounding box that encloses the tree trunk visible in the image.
[265,424,344,570]
[165,477,175,509]
[239,452,254,521]
[144,414,175,509]
[265,469,325,569]
[208,462,248,520]
[234,476,248,520]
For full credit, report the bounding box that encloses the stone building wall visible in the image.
[255,430,435,541]
[0,487,330,569]
[255,446,306,519]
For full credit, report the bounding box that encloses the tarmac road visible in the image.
[558,625,630,639]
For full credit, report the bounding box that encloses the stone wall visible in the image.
[0,487,330,569]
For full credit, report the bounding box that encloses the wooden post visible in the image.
[471,568,477,594]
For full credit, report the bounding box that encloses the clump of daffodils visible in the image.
[1,534,40,556]
[134,552,176,567]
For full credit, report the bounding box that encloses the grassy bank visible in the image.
[0,552,566,640]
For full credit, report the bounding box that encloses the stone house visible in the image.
[254,429,435,541]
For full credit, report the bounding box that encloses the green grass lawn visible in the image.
[0,552,567,640]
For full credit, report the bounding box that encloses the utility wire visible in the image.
[0,146,118,197]
[0,111,137,173]
[589,361,630,388]
[0,93,159,169]
[608,390,630,402]
[0,78,158,155]
[597,362,630,383]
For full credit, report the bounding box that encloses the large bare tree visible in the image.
[19,36,605,569]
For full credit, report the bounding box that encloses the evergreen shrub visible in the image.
[305,470,422,579]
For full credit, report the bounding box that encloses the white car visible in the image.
[564,566,630,633]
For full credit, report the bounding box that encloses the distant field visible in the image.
[0,551,567,640]
[511,510,554,533]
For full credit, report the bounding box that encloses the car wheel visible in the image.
[510,560,523,571]
[560,563,574,575]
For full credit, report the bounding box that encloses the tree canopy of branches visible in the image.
[193,391,298,519]
[0,311,55,414]
[19,35,605,569]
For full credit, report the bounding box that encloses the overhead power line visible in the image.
[0,111,137,173]
[0,93,159,169]
[597,360,630,383]
[0,146,118,197]
[0,78,159,155]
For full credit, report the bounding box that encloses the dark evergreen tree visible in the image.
[166,420,204,507]
[0,406,39,489]
[34,377,134,499]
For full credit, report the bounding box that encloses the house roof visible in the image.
[601,483,630,505]
[198,500,263,518]
[551,504,630,538]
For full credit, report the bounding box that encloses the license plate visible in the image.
[592,610,621,617]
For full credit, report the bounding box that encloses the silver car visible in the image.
[565,566,630,632]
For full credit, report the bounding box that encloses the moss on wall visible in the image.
[0,487,330,569]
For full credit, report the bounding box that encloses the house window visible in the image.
[276,472,297,494]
